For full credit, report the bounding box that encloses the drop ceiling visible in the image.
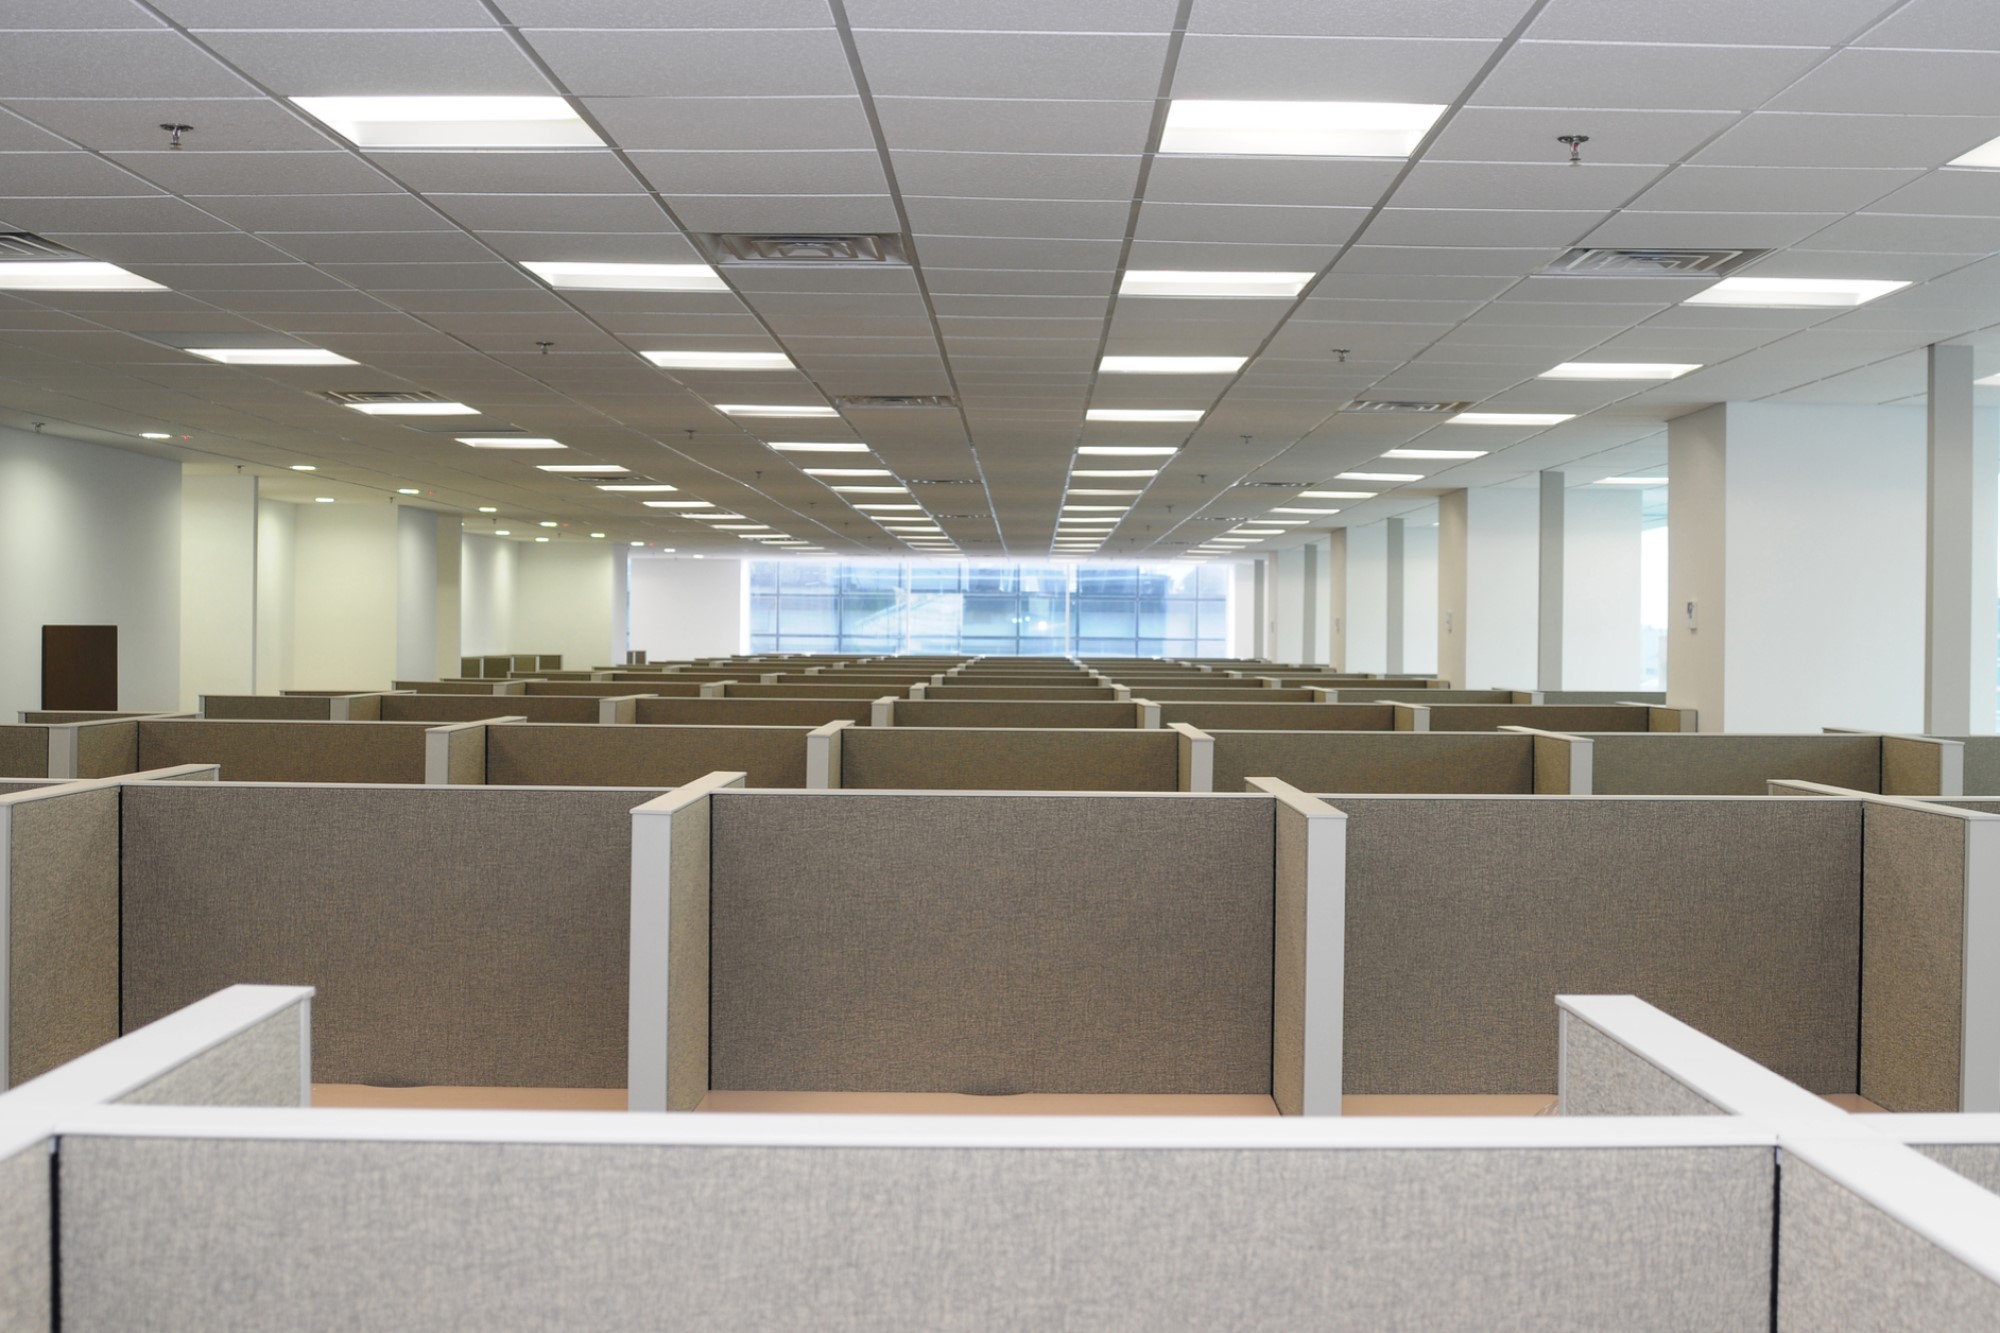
[4,0,2000,556]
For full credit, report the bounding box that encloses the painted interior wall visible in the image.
[1229,560,1257,658]
[290,501,398,690]
[516,542,624,669]
[1402,520,1439,675]
[0,427,180,716]
[1439,488,1538,690]
[1326,530,1347,670]
[1271,547,1305,663]
[1563,487,1644,690]
[628,556,745,659]
[254,499,295,693]
[395,507,439,682]
[433,516,462,681]
[1344,522,1389,673]
[180,474,258,710]
[1307,537,1331,666]
[459,533,517,658]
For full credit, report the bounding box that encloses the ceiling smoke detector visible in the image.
[1340,400,1475,414]
[1541,247,1767,278]
[702,233,909,265]
[833,395,956,409]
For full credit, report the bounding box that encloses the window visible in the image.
[746,560,1229,656]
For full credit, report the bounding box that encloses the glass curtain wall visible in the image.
[749,560,1231,656]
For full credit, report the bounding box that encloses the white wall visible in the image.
[460,533,517,657]
[1344,522,1388,672]
[1229,560,1257,658]
[629,556,745,659]
[395,507,439,682]
[1307,537,1331,665]
[1563,487,1644,690]
[1438,487,1538,690]
[180,474,258,709]
[1272,547,1305,663]
[254,499,295,693]
[1402,519,1439,675]
[433,516,461,680]
[0,426,180,715]
[516,542,623,669]
[1326,530,1347,669]
[291,501,398,689]
[1670,402,1930,732]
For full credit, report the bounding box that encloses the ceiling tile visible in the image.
[1692,112,2000,169]
[1581,210,1845,248]
[630,150,888,196]
[1172,34,1498,100]
[1145,156,1402,207]
[1472,42,1826,111]
[428,193,675,232]
[191,192,456,232]
[107,150,396,195]
[1527,0,1893,45]
[0,152,159,196]
[3,99,341,152]
[873,98,1157,154]
[1186,0,1534,39]
[665,195,901,231]
[525,28,856,97]
[1630,165,1923,213]
[1135,202,1368,245]
[1771,49,2000,115]
[195,30,555,96]
[162,0,498,23]
[852,31,1171,99]
[0,32,253,97]
[586,97,875,152]
[1365,208,1607,246]
[1393,161,1664,209]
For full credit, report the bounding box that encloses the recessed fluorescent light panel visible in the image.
[853,503,924,511]
[1301,490,1374,499]
[1445,413,1573,426]
[640,350,793,370]
[1595,476,1668,485]
[0,261,164,291]
[537,465,628,474]
[522,261,725,292]
[643,500,715,509]
[802,468,891,477]
[1384,448,1489,459]
[141,432,174,439]
[1072,468,1159,477]
[1336,473,1419,482]
[718,404,838,417]
[1078,446,1179,457]
[1098,356,1247,374]
[1682,277,1909,309]
[347,401,477,416]
[767,441,869,453]
[1540,362,1699,380]
[459,437,565,450]
[289,465,316,471]
[1270,507,1340,515]
[1085,409,1203,423]
[1067,489,1143,496]
[1950,134,2000,169]
[1161,100,1447,157]
[832,486,910,494]
[292,96,602,149]
[398,488,419,495]
[597,484,677,492]
[1119,271,1313,299]
[186,347,356,366]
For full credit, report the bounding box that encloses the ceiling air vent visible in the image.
[703,233,908,265]
[0,232,86,261]
[1235,481,1311,489]
[1341,400,1474,414]
[322,390,458,406]
[1542,247,1766,278]
[833,394,956,409]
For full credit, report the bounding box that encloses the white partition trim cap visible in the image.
[120,764,221,782]
[1137,699,1161,730]
[46,726,77,780]
[871,697,895,728]
[0,1115,51,1162]
[804,720,851,791]
[1779,1132,2000,1288]
[2,985,313,1107]
[52,1102,1779,1151]
[1866,1112,2000,1143]
[1962,818,2000,1112]
[1555,996,1848,1122]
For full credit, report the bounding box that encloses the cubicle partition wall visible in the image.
[630,697,874,728]
[133,719,465,784]
[393,679,526,695]
[888,700,1152,729]
[828,726,1184,790]
[381,693,607,725]
[484,724,813,788]
[200,693,392,722]
[1159,702,1398,732]
[1211,731,1547,795]
[1540,732,1890,795]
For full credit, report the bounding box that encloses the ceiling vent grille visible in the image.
[0,232,86,261]
[933,513,989,520]
[1235,481,1311,489]
[1341,399,1474,414]
[907,477,981,485]
[834,394,955,409]
[1542,247,1766,278]
[702,233,908,265]
[322,390,458,405]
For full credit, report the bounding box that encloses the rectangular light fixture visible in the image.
[802,468,890,477]
[713,524,767,530]
[290,95,602,149]
[1595,476,1668,485]
[0,261,164,291]
[688,512,746,520]
[1161,99,1446,157]
[831,485,911,494]
[853,503,924,511]
[523,261,726,293]
[1067,489,1143,496]
[460,436,564,449]
[1445,413,1573,426]
[347,401,477,416]
[1119,270,1313,299]
[767,441,869,453]
[1301,490,1376,499]
[1078,446,1178,457]
[1099,355,1247,375]
[1336,472,1419,482]
[1261,519,1311,525]
[1072,468,1159,477]
[1682,277,1909,309]
[1384,448,1489,459]
[1950,134,2000,168]
[718,404,836,418]
[643,500,715,509]
[1086,409,1203,423]
[1233,528,1285,536]
[597,484,677,492]
[1539,362,1699,380]
[185,347,356,366]
[1270,507,1341,515]
[537,464,629,474]
[1062,505,1130,512]
[641,350,793,370]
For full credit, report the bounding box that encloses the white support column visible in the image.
[1928,343,2000,735]
[1538,470,1564,691]
[1300,541,1320,665]
[1326,529,1348,670]
[1385,517,1405,675]
[1438,487,1537,691]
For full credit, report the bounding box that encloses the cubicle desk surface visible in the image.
[313,1085,626,1112]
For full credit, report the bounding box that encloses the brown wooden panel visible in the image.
[42,625,117,710]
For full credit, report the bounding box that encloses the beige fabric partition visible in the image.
[1333,796,1863,1096]
[71,721,141,779]
[721,683,909,699]
[1212,731,1537,794]
[704,791,1276,1095]
[1880,736,1966,797]
[135,720,435,784]
[1942,736,2000,794]
[119,784,656,1087]
[525,680,696,697]
[1135,686,1317,703]
[201,695,336,721]
[1324,688,1514,704]
[1160,702,1396,732]
[485,723,811,788]
[1586,733,1883,795]
[839,728,1178,790]
[392,679,525,695]
[1,783,120,1087]
[0,729,49,779]
[893,700,1142,729]
[922,685,1118,701]
[382,693,600,724]
[1422,704,1652,733]
[631,697,874,728]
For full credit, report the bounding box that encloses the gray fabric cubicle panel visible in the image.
[707,792,1273,1093]
[0,731,47,779]
[838,728,1178,790]
[113,1004,305,1108]
[1587,734,1883,795]
[446,724,487,785]
[1131,686,1318,703]
[632,697,872,728]
[199,695,334,721]
[0,1139,48,1331]
[119,785,648,1087]
[56,1135,1773,1330]
[1881,736,1955,797]
[668,794,712,1111]
[1916,1144,2000,1193]
[1861,802,1969,1112]
[381,693,599,724]
[893,700,1141,729]
[1962,738,2000,795]
[525,680,692,697]
[1336,797,1861,1095]
[1424,705,1650,733]
[135,720,431,783]
[1159,702,1396,732]
[1779,1153,2000,1330]
[1532,734,1572,795]
[1213,731,1535,794]
[6,786,119,1086]
[485,724,810,788]
[1559,1015,1723,1116]
[73,724,140,779]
